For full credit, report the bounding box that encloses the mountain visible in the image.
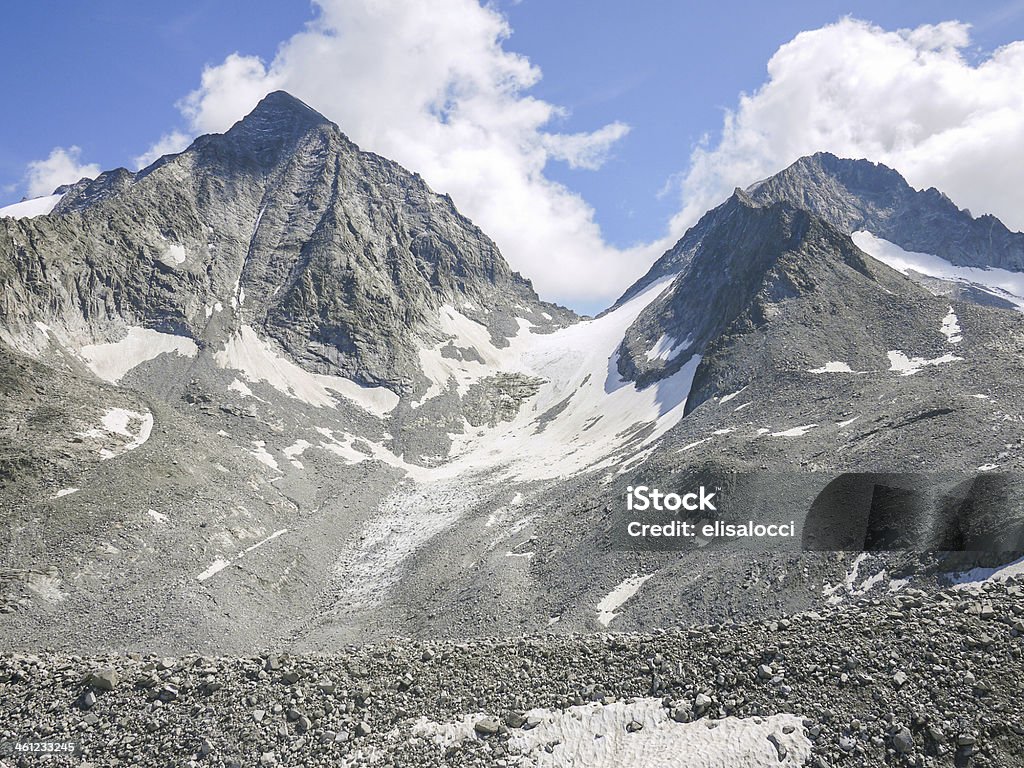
[3,94,1024,654]
[0,91,572,397]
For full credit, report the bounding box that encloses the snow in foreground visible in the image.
[950,555,1024,590]
[412,700,811,768]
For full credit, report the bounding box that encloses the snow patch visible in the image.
[645,333,690,362]
[228,379,255,398]
[52,488,79,499]
[941,307,962,344]
[770,424,817,438]
[887,350,962,376]
[215,325,398,416]
[196,529,288,582]
[147,509,168,524]
[81,327,198,383]
[950,555,1024,590]
[196,559,230,582]
[0,193,63,219]
[808,361,860,374]
[596,573,653,627]
[283,439,311,470]
[720,387,746,404]
[160,243,187,266]
[853,230,1024,312]
[250,441,279,471]
[77,408,153,459]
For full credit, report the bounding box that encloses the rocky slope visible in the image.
[1,576,1022,767]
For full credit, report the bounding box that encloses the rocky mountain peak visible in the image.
[202,91,342,170]
[747,152,1024,270]
[615,192,878,389]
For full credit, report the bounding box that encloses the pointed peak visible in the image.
[248,91,331,124]
[218,91,337,165]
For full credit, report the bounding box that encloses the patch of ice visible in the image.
[0,193,63,219]
[977,463,998,471]
[215,325,398,416]
[81,327,198,383]
[734,401,752,412]
[770,424,817,438]
[887,350,962,376]
[52,488,79,499]
[412,702,811,768]
[596,573,653,627]
[837,415,861,429]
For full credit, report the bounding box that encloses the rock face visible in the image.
[0,91,572,395]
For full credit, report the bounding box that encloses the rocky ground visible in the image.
[1,577,1021,767]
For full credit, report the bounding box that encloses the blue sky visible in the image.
[2,1,1023,311]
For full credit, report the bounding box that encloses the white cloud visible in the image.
[25,146,100,198]
[542,122,632,170]
[139,0,646,306]
[133,130,191,170]
[672,18,1024,235]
